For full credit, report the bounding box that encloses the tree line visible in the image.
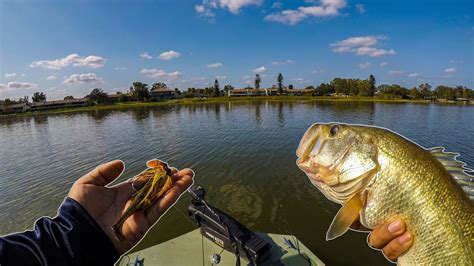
[2,73,473,106]
[308,75,472,100]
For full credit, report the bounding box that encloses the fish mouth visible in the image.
[296,124,339,186]
[296,124,366,203]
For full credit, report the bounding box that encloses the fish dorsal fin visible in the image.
[326,194,363,241]
[429,147,474,201]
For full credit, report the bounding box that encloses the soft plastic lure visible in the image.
[112,159,173,240]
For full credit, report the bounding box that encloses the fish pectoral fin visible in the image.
[326,194,363,241]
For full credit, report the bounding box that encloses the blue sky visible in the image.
[1,0,473,100]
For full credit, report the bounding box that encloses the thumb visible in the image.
[78,160,125,186]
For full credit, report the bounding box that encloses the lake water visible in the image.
[1,101,473,265]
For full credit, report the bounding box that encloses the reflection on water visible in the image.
[1,101,473,265]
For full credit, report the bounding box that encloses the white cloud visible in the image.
[445,67,456,73]
[4,73,16,78]
[380,61,388,67]
[332,36,381,48]
[356,4,365,14]
[292,78,308,83]
[63,73,104,84]
[355,47,395,57]
[46,75,57,80]
[252,66,267,73]
[312,69,325,74]
[216,75,227,79]
[331,35,395,57]
[388,70,404,76]
[265,0,347,25]
[30,53,106,70]
[408,73,420,78]
[114,66,127,71]
[358,62,371,69]
[159,50,182,60]
[271,2,282,9]
[195,4,216,21]
[140,68,182,79]
[0,81,38,91]
[208,62,223,68]
[271,59,295,65]
[201,0,263,14]
[140,52,152,59]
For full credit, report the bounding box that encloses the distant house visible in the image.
[150,88,174,100]
[0,103,30,114]
[228,89,267,97]
[29,98,87,111]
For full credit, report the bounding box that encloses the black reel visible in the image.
[187,186,271,265]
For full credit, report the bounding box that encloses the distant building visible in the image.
[228,88,312,97]
[150,88,174,100]
[0,99,87,114]
[0,103,30,114]
[29,98,87,111]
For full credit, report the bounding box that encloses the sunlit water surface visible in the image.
[1,101,473,265]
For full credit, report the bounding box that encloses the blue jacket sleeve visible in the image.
[0,197,120,266]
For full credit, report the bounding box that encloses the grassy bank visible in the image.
[0,96,460,118]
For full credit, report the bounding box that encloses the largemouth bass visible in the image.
[112,159,173,240]
[296,123,474,264]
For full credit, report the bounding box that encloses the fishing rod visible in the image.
[187,186,272,265]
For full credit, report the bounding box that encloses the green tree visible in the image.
[277,73,284,94]
[214,79,220,97]
[174,88,181,96]
[454,86,464,99]
[118,93,128,102]
[331,78,350,95]
[368,74,376,96]
[32,92,46,102]
[462,88,470,99]
[87,88,109,104]
[357,80,372,96]
[314,83,334,96]
[435,85,455,100]
[223,84,234,96]
[18,96,29,103]
[255,74,261,89]
[418,83,432,99]
[409,87,421,99]
[151,82,168,91]
[288,84,294,90]
[131,82,150,101]
[64,95,74,100]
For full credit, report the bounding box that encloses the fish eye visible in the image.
[330,125,339,136]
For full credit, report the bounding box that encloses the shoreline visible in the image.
[0,96,470,118]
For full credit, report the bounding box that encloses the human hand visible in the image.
[68,160,194,254]
[352,219,413,262]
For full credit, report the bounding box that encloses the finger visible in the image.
[382,232,413,262]
[368,219,406,249]
[77,160,124,186]
[115,168,194,200]
[170,167,178,175]
[146,173,194,224]
[170,168,194,183]
[350,218,370,232]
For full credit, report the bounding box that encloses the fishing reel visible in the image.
[187,186,271,265]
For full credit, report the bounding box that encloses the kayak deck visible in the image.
[117,229,324,265]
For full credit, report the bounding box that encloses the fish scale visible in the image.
[296,123,474,265]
